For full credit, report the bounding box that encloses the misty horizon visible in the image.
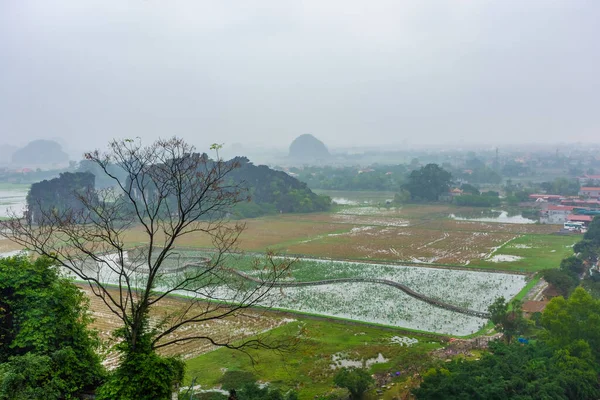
[1,1,599,152]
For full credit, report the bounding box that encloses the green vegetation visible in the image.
[215,157,331,217]
[185,320,439,399]
[5,140,598,400]
[333,368,374,399]
[0,256,105,399]
[454,193,501,207]
[96,331,184,400]
[541,269,579,297]
[403,164,452,202]
[26,172,96,224]
[474,234,579,272]
[295,165,406,192]
[540,177,580,196]
[487,297,528,344]
[414,340,599,399]
[414,288,600,399]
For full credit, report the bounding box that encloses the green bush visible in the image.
[96,333,184,400]
[218,370,258,390]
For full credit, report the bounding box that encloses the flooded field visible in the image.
[449,210,536,224]
[0,185,28,218]
[312,189,396,205]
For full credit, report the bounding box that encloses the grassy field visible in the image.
[473,234,579,272]
[185,319,440,399]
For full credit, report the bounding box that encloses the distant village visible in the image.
[532,176,600,231]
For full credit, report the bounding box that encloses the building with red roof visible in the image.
[567,214,594,226]
[561,198,600,208]
[528,194,563,203]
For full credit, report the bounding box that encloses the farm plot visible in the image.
[331,204,460,220]
[268,282,488,336]
[213,256,526,335]
[419,219,558,235]
[285,226,517,265]
[79,251,526,336]
[280,212,412,228]
[233,257,527,311]
[0,240,24,254]
[79,285,290,363]
[123,217,345,251]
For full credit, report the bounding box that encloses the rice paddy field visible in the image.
[0,190,578,398]
[151,252,528,335]
[79,285,293,366]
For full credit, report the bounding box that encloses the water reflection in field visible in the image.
[0,188,28,218]
[449,210,536,224]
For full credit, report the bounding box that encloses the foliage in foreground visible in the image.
[0,256,104,399]
[333,367,374,400]
[414,341,599,400]
[415,287,600,399]
[96,331,184,400]
[182,382,298,400]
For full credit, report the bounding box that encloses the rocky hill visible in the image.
[11,140,69,166]
[288,134,330,162]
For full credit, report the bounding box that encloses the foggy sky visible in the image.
[1,0,599,155]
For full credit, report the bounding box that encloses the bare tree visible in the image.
[0,137,293,357]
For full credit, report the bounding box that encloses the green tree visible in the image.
[459,183,479,195]
[584,216,600,243]
[542,287,600,361]
[95,332,184,400]
[560,255,585,275]
[487,297,528,344]
[541,269,579,297]
[333,368,374,400]
[403,164,452,202]
[413,341,599,400]
[0,256,104,399]
[574,239,599,264]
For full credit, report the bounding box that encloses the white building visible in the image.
[540,205,576,224]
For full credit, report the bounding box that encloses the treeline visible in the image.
[541,216,600,298]
[26,157,330,224]
[292,165,406,192]
[26,172,96,224]
[414,283,600,399]
[229,157,330,217]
